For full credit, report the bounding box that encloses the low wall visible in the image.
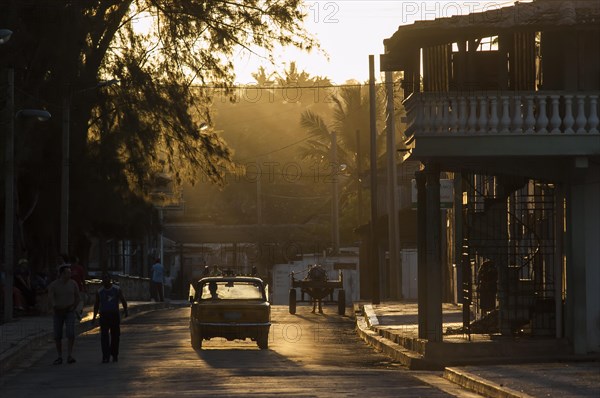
[86,274,151,302]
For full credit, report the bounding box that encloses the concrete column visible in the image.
[554,184,565,339]
[425,163,443,342]
[584,174,600,353]
[453,174,463,304]
[566,164,600,354]
[416,171,427,338]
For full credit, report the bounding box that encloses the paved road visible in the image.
[0,306,481,397]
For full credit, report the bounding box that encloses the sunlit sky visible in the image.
[234,0,520,85]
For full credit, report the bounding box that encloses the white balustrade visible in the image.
[500,96,511,134]
[536,96,548,134]
[589,96,599,133]
[478,97,488,133]
[434,98,448,133]
[512,95,523,134]
[404,91,600,136]
[524,96,536,133]
[563,95,575,133]
[467,97,477,133]
[489,97,499,134]
[575,95,587,134]
[449,98,458,133]
[458,97,468,132]
[441,98,450,133]
[549,95,561,134]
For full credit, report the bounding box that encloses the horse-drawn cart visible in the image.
[288,264,346,315]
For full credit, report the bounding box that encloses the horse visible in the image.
[304,264,328,313]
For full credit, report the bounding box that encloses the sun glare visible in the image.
[234,0,524,85]
[128,1,523,86]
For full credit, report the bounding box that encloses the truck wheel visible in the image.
[337,290,346,315]
[257,331,269,350]
[289,289,297,314]
[191,323,202,349]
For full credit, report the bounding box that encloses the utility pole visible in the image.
[2,67,15,322]
[385,71,401,298]
[369,55,380,304]
[356,129,364,225]
[60,87,70,254]
[331,131,340,254]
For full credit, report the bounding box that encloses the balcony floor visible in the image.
[406,134,600,181]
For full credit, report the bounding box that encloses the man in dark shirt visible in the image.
[93,273,128,363]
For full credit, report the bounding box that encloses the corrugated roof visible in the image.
[384,0,600,51]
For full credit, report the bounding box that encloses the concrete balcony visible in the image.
[402,91,600,180]
[404,91,599,136]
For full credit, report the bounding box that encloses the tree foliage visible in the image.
[0,1,318,263]
[298,83,393,238]
[186,62,333,228]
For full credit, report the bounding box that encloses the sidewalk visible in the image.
[355,301,600,398]
[0,300,187,377]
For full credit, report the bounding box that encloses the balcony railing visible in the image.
[403,91,600,137]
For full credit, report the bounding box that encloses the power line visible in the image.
[187,81,400,90]
[236,136,312,161]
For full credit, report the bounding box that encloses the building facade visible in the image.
[383,0,599,354]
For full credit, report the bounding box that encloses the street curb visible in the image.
[355,307,542,396]
[0,301,183,376]
[362,304,379,327]
[354,304,441,370]
[443,367,536,398]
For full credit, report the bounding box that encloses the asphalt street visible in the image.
[0,305,479,397]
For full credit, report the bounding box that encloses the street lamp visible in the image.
[60,79,118,254]
[0,29,12,44]
[2,69,51,323]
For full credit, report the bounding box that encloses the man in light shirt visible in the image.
[47,264,80,365]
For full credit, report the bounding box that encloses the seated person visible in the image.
[208,282,219,299]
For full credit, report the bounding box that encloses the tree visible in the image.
[298,83,389,243]
[186,62,333,226]
[180,63,342,267]
[0,1,319,267]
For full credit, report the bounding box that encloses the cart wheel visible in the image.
[337,289,346,315]
[289,288,297,314]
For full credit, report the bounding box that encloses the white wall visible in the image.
[401,249,418,300]
[271,254,360,306]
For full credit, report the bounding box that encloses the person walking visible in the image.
[70,256,87,319]
[47,264,80,365]
[151,258,165,302]
[93,273,128,363]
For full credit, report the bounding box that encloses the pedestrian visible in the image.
[14,258,36,312]
[47,264,80,365]
[306,264,328,314]
[92,273,128,363]
[69,256,87,317]
[151,258,165,302]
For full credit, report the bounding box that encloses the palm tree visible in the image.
[298,84,387,235]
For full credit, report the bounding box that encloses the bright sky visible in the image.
[234,0,520,85]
